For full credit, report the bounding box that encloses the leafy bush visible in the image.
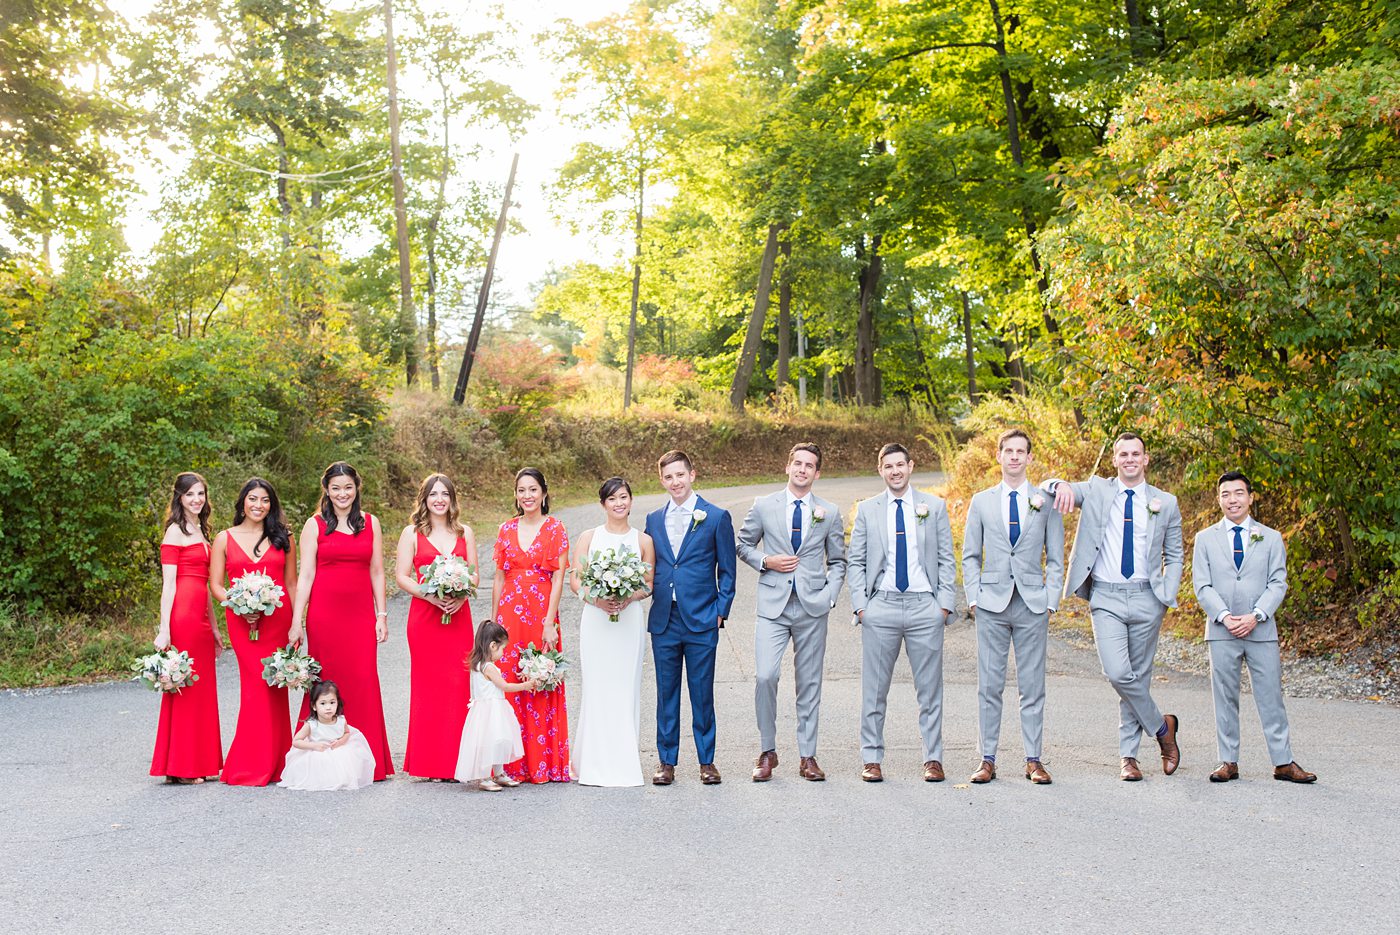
[469,338,576,445]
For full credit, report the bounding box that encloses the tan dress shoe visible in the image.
[699,763,722,785]
[969,760,996,784]
[1273,761,1317,783]
[1209,762,1239,783]
[1120,757,1143,781]
[860,762,883,782]
[1025,760,1052,784]
[922,760,945,782]
[652,763,675,786]
[1157,713,1181,775]
[798,756,825,781]
[752,750,777,782]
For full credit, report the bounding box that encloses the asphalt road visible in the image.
[2,473,1396,933]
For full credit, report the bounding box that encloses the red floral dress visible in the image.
[493,516,570,783]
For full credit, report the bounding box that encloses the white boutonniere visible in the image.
[1147,497,1163,516]
[914,503,929,525]
[1028,494,1045,512]
[1250,532,1264,544]
[690,509,708,528]
[812,506,826,523]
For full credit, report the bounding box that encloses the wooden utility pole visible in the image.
[384,0,417,386]
[728,223,782,412]
[453,154,519,405]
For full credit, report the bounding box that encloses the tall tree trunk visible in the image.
[904,304,942,414]
[855,232,883,406]
[624,163,644,409]
[960,290,979,406]
[384,0,418,386]
[729,223,783,412]
[776,237,792,389]
[822,365,833,403]
[987,0,1061,348]
[1123,0,1147,62]
[424,72,454,392]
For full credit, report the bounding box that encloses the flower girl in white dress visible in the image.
[279,681,376,791]
[454,621,539,791]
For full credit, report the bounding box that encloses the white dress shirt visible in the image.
[1215,515,1264,623]
[1000,479,1033,544]
[786,489,810,547]
[666,493,698,601]
[879,489,932,593]
[1091,479,1151,584]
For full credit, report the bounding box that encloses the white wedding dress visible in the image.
[571,525,646,787]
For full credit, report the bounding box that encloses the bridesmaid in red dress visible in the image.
[290,461,394,781]
[150,472,224,784]
[394,473,479,781]
[209,478,296,786]
[493,467,571,783]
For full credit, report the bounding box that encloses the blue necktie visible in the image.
[1121,489,1135,579]
[791,500,803,552]
[1008,490,1021,547]
[894,498,909,591]
[1232,525,1244,570]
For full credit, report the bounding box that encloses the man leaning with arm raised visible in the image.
[1043,432,1184,781]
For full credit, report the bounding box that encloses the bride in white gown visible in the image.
[570,477,654,787]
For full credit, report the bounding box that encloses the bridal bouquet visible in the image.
[579,546,650,621]
[260,644,322,691]
[131,648,199,693]
[220,570,285,641]
[417,554,476,624]
[517,642,570,692]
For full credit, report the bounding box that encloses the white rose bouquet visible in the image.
[418,554,477,624]
[220,570,285,641]
[580,546,650,621]
[260,644,322,691]
[517,642,570,692]
[132,648,199,693]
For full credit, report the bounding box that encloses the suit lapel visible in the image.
[1239,520,1264,573]
[651,507,676,565]
[1142,482,1159,559]
[675,496,703,561]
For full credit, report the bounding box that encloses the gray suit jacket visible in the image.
[847,488,956,615]
[736,489,847,619]
[1192,518,1288,642]
[961,483,1065,615]
[1041,475,1184,608]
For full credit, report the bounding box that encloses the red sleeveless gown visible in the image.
[402,531,474,779]
[220,535,293,785]
[150,543,223,778]
[299,514,394,780]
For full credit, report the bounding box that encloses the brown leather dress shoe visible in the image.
[969,760,996,784]
[1025,760,1052,784]
[922,760,945,782]
[752,750,777,782]
[1209,762,1239,783]
[1157,713,1181,775]
[860,762,883,782]
[1120,757,1143,781]
[798,756,825,781]
[652,763,675,786]
[699,763,722,784]
[1273,761,1317,783]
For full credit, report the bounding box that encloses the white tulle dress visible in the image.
[453,663,524,781]
[278,715,376,791]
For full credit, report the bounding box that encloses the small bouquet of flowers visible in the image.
[417,554,477,625]
[220,570,285,641]
[579,546,650,621]
[131,648,199,693]
[517,642,570,692]
[260,644,322,691]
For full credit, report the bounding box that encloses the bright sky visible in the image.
[114,0,634,337]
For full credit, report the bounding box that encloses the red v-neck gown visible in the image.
[494,517,571,783]
[220,536,293,786]
[300,515,394,780]
[150,543,223,779]
[403,531,474,778]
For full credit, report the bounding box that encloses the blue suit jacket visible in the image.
[645,495,737,634]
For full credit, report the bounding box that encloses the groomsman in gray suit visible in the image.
[1044,432,1184,781]
[962,429,1064,785]
[848,443,957,783]
[737,442,848,782]
[1193,471,1316,784]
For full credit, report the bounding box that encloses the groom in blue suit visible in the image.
[645,450,737,785]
